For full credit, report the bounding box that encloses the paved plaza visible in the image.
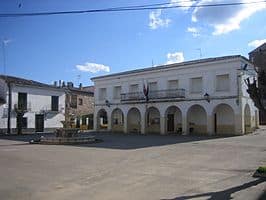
[0,130,265,200]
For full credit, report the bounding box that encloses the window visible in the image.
[190,77,202,93]
[113,86,121,99]
[129,84,138,93]
[216,74,229,91]
[99,88,107,100]
[148,82,157,91]
[22,117,27,128]
[78,98,83,105]
[168,80,179,90]
[70,95,77,108]
[51,96,59,111]
[18,92,27,110]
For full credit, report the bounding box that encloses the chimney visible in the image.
[67,82,74,88]
[53,81,57,87]
[62,81,66,87]
[79,83,82,89]
[59,80,62,87]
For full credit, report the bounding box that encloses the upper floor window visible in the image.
[78,98,83,105]
[99,88,107,100]
[168,80,179,90]
[18,92,27,110]
[190,77,202,93]
[70,94,77,108]
[51,96,59,111]
[216,74,229,92]
[148,82,158,91]
[113,86,121,99]
[129,84,138,93]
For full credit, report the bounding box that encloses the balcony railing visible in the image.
[121,89,185,101]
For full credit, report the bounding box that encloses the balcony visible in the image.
[121,89,185,101]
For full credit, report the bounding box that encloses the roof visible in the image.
[91,55,250,81]
[249,43,266,55]
[82,86,95,93]
[0,75,64,91]
[66,86,94,95]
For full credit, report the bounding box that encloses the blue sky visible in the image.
[0,0,266,86]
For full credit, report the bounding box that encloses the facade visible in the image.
[0,78,7,105]
[64,83,94,130]
[0,75,65,134]
[249,43,266,124]
[92,55,259,135]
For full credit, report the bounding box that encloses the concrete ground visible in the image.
[0,129,265,200]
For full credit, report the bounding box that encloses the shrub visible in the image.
[257,166,266,174]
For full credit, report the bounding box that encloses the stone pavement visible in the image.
[0,129,265,200]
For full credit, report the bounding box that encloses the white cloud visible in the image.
[248,39,266,48]
[187,27,200,37]
[149,9,171,29]
[76,62,110,73]
[192,0,266,35]
[166,52,184,64]
[170,0,195,11]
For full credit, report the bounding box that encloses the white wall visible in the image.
[0,84,65,132]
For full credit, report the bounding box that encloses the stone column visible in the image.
[123,114,128,134]
[160,114,166,135]
[93,110,98,131]
[207,115,213,135]
[107,111,112,131]
[182,114,187,135]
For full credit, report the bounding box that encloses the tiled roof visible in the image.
[91,55,250,81]
[0,75,64,90]
[249,43,266,54]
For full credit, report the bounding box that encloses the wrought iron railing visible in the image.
[121,89,185,101]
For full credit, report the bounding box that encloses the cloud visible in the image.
[166,52,184,64]
[170,0,195,11]
[76,62,110,73]
[248,39,266,48]
[149,9,171,29]
[187,27,200,37]
[192,0,266,35]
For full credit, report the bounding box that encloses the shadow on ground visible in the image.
[161,178,266,200]
[0,132,236,150]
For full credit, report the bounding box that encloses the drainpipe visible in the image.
[7,82,11,134]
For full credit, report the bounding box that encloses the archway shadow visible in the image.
[161,178,266,200]
[0,132,237,149]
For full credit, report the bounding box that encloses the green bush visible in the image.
[257,166,266,174]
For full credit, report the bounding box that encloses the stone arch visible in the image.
[213,104,235,135]
[127,107,141,133]
[97,109,108,130]
[111,108,124,132]
[145,106,160,134]
[244,104,251,134]
[187,104,207,135]
[165,106,182,134]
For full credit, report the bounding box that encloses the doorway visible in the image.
[35,114,44,132]
[167,114,175,132]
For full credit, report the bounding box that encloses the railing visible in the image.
[121,89,185,101]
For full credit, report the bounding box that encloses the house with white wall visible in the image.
[0,75,65,134]
[91,55,259,135]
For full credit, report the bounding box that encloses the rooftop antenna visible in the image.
[152,59,154,67]
[196,48,202,59]
[77,74,81,86]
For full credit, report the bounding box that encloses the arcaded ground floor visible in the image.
[95,99,259,135]
[0,129,265,200]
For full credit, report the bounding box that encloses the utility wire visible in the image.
[0,0,265,17]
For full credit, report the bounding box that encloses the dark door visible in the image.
[167,114,175,132]
[35,114,44,132]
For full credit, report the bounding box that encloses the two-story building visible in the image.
[92,55,259,135]
[0,75,65,134]
[64,82,94,130]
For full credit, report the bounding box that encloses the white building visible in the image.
[0,75,65,134]
[92,55,259,135]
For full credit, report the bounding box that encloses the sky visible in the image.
[0,0,266,86]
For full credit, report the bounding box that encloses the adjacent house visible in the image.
[0,78,7,105]
[64,82,94,130]
[0,75,65,134]
[249,42,266,124]
[92,55,259,135]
